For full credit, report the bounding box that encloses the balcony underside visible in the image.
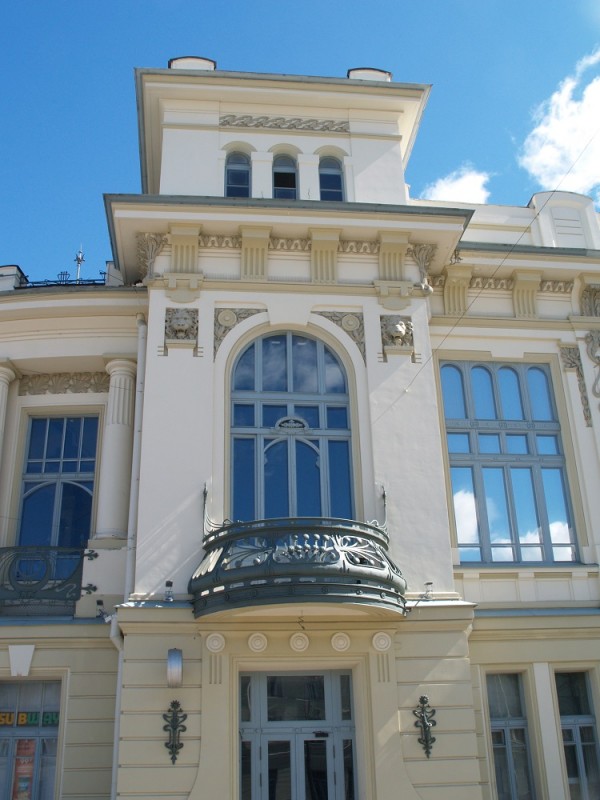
[189,517,407,618]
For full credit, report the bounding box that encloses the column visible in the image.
[95,359,136,539]
[0,363,16,460]
[532,662,568,799]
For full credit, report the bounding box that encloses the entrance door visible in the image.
[240,672,356,800]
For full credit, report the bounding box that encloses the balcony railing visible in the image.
[189,517,407,617]
[0,546,91,615]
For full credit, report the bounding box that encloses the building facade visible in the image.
[1,56,600,800]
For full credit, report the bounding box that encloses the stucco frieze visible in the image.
[339,240,380,254]
[314,311,365,363]
[19,372,110,395]
[408,243,436,289]
[200,234,242,249]
[581,284,600,316]
[219,113,349,133]
[559,345,592,427]
[137,232,168,278]
[540,280,574,294]
[269,238,311,251]
[585,330,600,401]
[213,307,262,358]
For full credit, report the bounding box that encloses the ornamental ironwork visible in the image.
[413,695,437,758]
[0,547,95,612]
[163,701,187,764]
[189,517,407,617]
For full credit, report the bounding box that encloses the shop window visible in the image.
[487,673,535,799]
[231,333,352,521]
[19,416,99,550]
[225,152,251,198]
[273,155,297,200]
[0,681,60,799]
[556,672,600,800]
[319,157,344,201]
[441,362,576,564]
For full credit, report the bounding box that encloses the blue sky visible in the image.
[2,0,600,282]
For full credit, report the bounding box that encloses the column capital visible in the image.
[104,357,137,379]
[0,359,18,385]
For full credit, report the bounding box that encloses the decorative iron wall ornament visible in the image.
[137,233,168,278]
[581,284,600,316]
[315,311,365,363]
[585,330,600,401]
[560,345,592,426]
[413,695,436,758]
[220,114,349,132]
[163,701,187,764]
[213,307,262,359]
[19,372,110,396]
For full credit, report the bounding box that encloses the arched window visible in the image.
[273,155,297,199]
[225,152,251,198]
[231,332,353,521]
[319,156,344,201]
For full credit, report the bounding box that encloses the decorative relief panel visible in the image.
[137,233,168,278]
[200,234,241,249]
[559,345,592,427]
[220,114,349,133]
[540,280,574,294]
[585,330,600,403]
[19,372,110,396]
[581,284,600,316]
[408,243,436,289]
[339,240,379,254]
[315,311,365,363]
[380,315,414,358]
[269,238,311,252]
[165,308,199,349]
[214,308,262,359]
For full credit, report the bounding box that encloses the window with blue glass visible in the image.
[19,416,98,549]
[319,157,344,201]
[440,362,576,563]
[225,152,251,198]
[231,333,353,521]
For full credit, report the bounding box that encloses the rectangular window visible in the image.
[0,682,60,800]
[441,362,576,564]
[556,672,600,800]
[486,674,535,800]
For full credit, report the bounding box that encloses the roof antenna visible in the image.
[74,247,85,283]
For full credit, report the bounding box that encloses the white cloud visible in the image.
[420,165,491,204]
[519,48,600,202]
[452,489,479,543]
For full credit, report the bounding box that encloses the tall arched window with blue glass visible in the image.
[231,333,353,522]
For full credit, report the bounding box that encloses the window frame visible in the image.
[272,155,298,200]
[225,151,251,198]
[227,329,352,520]
[485,672,536,800]
[440,359,579,566]
[318,156,344,201]
[18,414,100,550]
[554,670,600,800]
[9,403,104,547]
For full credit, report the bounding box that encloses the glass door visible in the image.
[240,672,356,800]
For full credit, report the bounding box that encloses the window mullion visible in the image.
[472,463,492,562]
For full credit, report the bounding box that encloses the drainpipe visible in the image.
[110,312,148,800]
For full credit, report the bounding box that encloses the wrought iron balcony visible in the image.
[0,546,93,615]
[189,517,407,617]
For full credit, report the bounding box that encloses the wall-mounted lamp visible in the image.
[167,648,183,689]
